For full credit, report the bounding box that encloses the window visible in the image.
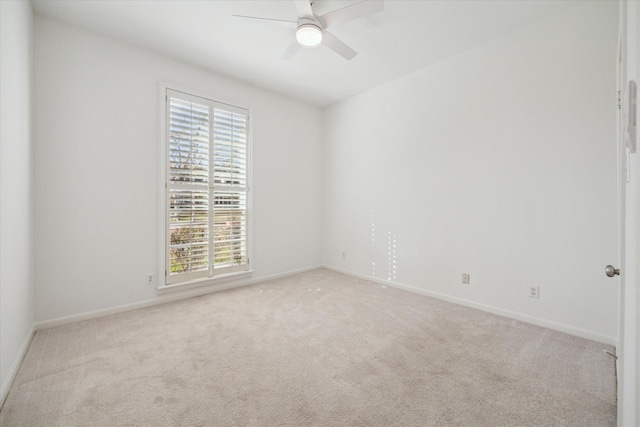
[164,88,250,286]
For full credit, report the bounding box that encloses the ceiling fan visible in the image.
[233,0,384,60]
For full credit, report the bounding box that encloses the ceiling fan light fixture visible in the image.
[296,23,323,48]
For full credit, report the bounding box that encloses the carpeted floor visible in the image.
[0,268,616,426]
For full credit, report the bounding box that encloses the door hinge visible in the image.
[617,90,622,109]
[165,270,167,277]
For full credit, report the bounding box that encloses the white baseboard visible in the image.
[324,265,616,346]
[32,263,616,344]
[34,265,323,331]
[1,325,35,409]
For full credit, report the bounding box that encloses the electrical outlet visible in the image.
[146,274,154,285]
[462,273,470,284]
[529,286,539,298]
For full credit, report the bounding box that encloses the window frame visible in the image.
[158,83,253,291]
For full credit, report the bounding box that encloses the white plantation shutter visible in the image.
[213,108,248,272]
[166,89,249,285]
[213,109,247,187]
[167,96,210,283]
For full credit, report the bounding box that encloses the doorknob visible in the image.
[605,265,620,277]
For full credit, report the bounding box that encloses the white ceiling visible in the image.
[32,0,581,107]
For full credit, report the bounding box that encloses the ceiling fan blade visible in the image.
[323,31,357,60]
[233,15,297,26]
[282,40,300,60]
[294,0,314,18]
[320,0,383,29]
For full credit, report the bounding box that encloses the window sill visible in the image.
[157,270,254,295]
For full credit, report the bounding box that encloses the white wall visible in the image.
[34,15,323,322]
[323,1,619,343]
[0,0,35,402]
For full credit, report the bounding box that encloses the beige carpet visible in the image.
[0,269,616,426]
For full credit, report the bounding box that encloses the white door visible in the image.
[616,1,638,426]
[615,21,627,424]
